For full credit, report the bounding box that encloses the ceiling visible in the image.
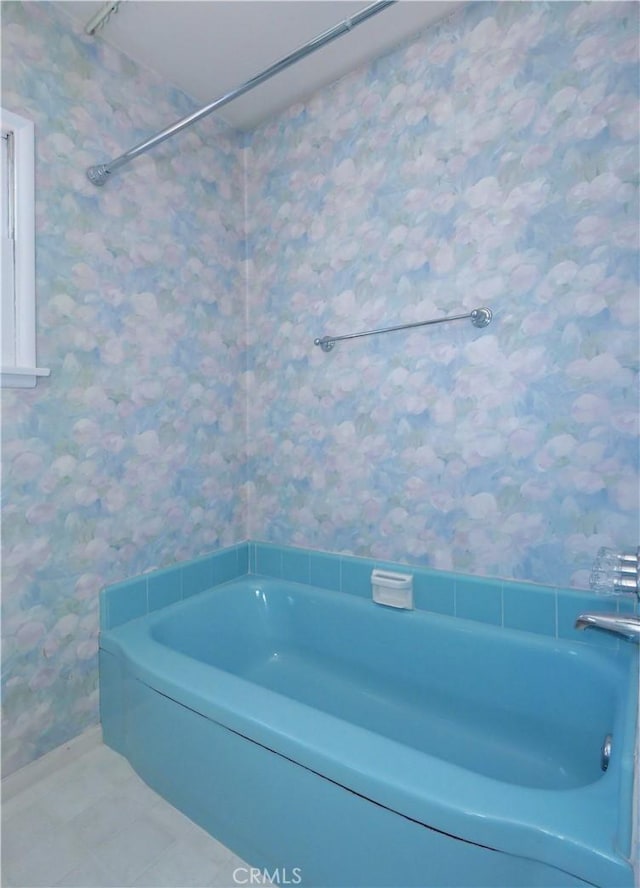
[58,1,463,130]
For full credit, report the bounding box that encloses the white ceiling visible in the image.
[58,1,463,130]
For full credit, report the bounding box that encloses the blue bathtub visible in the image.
[99,576,637,887]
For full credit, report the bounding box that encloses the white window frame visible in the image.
[1,107,49,388]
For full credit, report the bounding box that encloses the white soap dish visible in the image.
[371,569,413,609]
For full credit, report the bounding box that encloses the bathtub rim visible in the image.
[100,575,638,887]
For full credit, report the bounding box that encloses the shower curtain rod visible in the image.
[87,0,396,186]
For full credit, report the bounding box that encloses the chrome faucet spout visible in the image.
[575,612,640,640]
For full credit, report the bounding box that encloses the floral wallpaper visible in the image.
[246,1,639,586]
[1,1,246,775]
[1,0,639,777]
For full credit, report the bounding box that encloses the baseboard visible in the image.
[1,724,103,802]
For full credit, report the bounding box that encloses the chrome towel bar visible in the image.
[314,307,493,352]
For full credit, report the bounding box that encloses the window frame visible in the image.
[1,107,49,389]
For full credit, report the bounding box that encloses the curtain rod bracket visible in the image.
[85,0,121,36]
[86,164,110,186]
[471,307,492,328]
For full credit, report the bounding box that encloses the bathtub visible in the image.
[99,576,637,887]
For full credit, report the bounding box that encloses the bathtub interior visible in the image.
[147,579,625,791]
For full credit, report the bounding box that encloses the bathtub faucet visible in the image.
[575,613,640,641]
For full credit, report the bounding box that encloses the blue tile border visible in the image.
[503,581,556,636]
[103,576,147,629]
[455,574,502,627]
[249,543,627,648]
[282,548,310,584]
[309,551,341,592]
[413,570,455,617]
[181,555,214,600]
[255,543,283,578]
[340,556,373,599]
[101,538,631,648]
[237,544,249,577]
[148,566,182,614]
[100,542,249,630]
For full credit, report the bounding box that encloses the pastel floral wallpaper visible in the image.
[246,1,639,585]
[1,1,246,775]
[1,0,639,776]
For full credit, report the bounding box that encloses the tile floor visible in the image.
[1,742,254,887]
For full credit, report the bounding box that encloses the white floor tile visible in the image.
[2,823,87,887]
[133,838,229,887]
[208,853,260,888]
[118,771,168,810]
[147,800,237,866]
[54,852,121,888]
[1,770,66,819]
[2,742,253,888]
[76,744,137,787]
[1,799,61,858]
[68,788,151,847]
[35,760,116,823]
[91,814,177,885]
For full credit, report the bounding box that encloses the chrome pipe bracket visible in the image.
[471,307,492,328]
[86,164,111,186]
[314,337,335,353]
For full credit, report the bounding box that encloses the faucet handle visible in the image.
[591,546,639,597]
[597,545,639,564]
[620,547,640,564]
[590,569,617,595]
[590,572,639,596]
[612,576,640,594]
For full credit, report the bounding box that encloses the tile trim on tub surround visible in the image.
[101,540,634,648]
[100,542,249,630]
[250,542,635,649]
